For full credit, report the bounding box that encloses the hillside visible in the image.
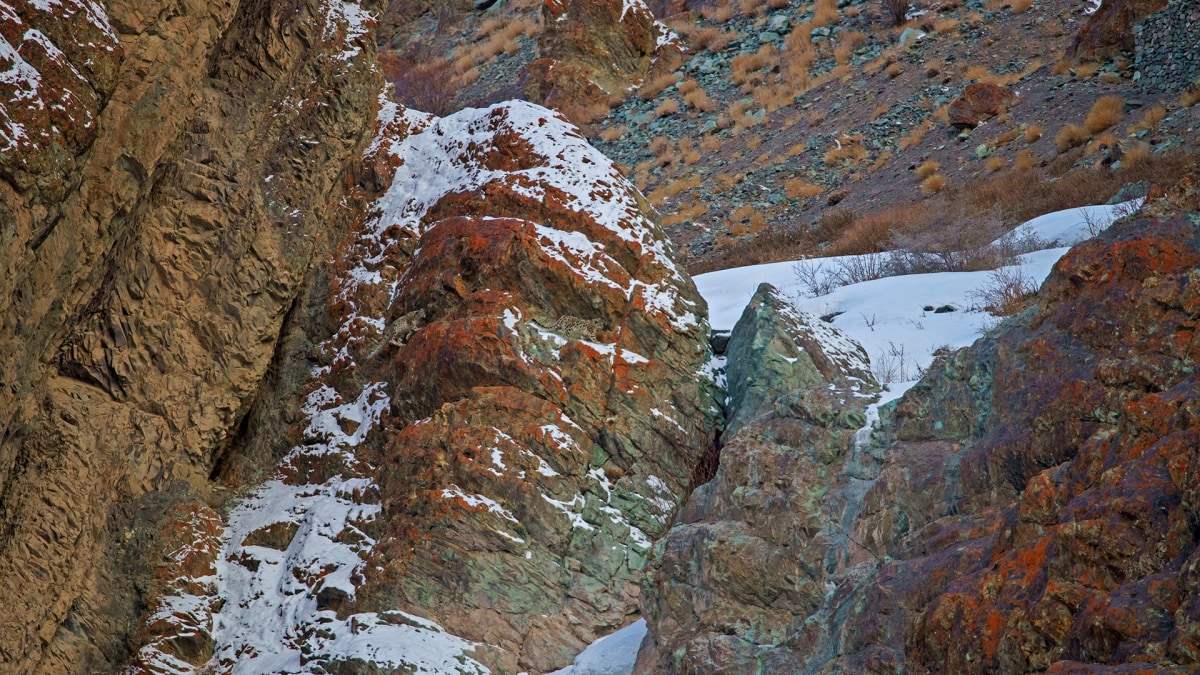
[0,0,1198,674]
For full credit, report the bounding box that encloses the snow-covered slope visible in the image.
[696,201,1138,397]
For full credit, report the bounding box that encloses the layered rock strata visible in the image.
[129,99,721,674]
[638,188,1200,673]
[0,0,379,671]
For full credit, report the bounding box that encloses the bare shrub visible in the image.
[1024,124,1044,142]
[968,266,1037,315]
[873,342,919,384]
[381,47,461,116]
[915,160,940,180]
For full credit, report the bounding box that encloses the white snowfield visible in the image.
[696,201,1139,399]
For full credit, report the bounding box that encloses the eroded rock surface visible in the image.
[637,191,1200,673]
[526,0,683,121]
[637,283,881,673]
[131,99,721,674]
[0,0,379,671]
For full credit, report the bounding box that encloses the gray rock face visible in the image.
[637,283,881,673]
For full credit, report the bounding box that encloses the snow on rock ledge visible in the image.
[133,99,720,674]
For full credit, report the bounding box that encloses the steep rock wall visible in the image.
[0,0,381,671]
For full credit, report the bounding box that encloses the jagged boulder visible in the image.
[948,83,1015,129]
[135,99,721,675]
[637,284,880,673]
[1070,0,1168,61]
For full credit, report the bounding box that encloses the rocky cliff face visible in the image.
[636,179,1200,673]
[0,0,380,671]
[526,0,683,122]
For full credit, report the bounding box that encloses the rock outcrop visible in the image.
[637,284,881,672]
[526,0,683,122]
[129,99,721,674]
[1070,0,1169,61]
[636,182,1200,673]
[0,0,380,671]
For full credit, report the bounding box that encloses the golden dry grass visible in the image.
[754,85,795,113]
[985,155,1006,173]
[886,62,903,79]
[1180,88,1200,107]
[600,125,628,142]
[677,79,699,96]
[785,179,825,198]
[1055,124,1090,152]
[915,160,940,180]
[1121,141,1151,166]
[1014,148,1037,170]
[1008,0,1032,13]
[679,138,701,165]
[990,130,1020,151]
[683,87,718,112]
[639,73,680,101]
[692,26,738,51]
[824,136,869,166]
[655,98,680,117]
[811,0,839,27]
[899,120,932,150]
[1084,95,1125,133]
[701,3,737,22]
[1025,124,1044,142]
[921,174,947,195]
[1129,105,1166,134]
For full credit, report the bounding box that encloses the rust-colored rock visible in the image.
[638,170,1200,673]
[1070,0,1169,62]
[948,82,1015,129]
[0,0,381,671]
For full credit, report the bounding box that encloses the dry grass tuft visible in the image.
[985,155,1006,173]
[655,98,680,118]
[1084,95,1125,133]
[701,3,737,22]
[899,120,932,150]
[989,128,1021,148]
[1008,0,1033,13]
[1121,141,1151,166]
[1025,124,1044,142]
[692,26,738,51]
[640,73,680,101]
[824,135,869,166]
[1014,148,1037,170]
[1129,105,1166,135]
[1055,123,1090,152]
[915,160,940,180]
[679,138,701,164]
[812,0,840,27]
[886,62,903,79]
[739,0,769,17]
[600,125,628,142]
[1180,88,1200,107]
[683,87,718,112]
[785,179,825,198]
[921,174,947,195]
